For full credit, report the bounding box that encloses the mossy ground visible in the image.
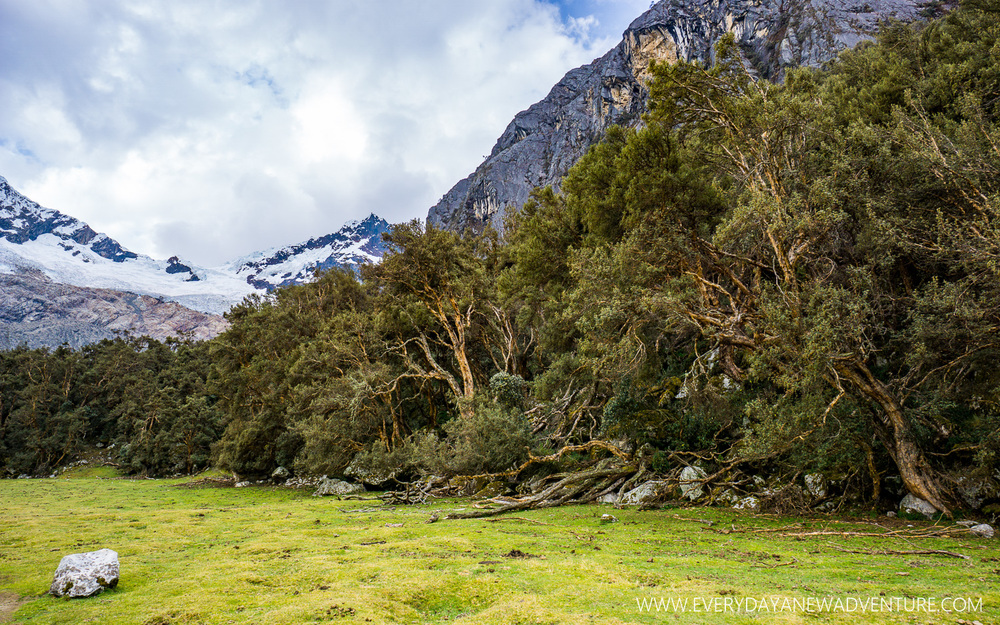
[1,473,996,624]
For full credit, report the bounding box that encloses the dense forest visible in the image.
[2,4,998,515]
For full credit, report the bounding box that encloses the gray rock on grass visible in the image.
[619,480,670,506]
[313,477,365,497]
[970,524,995,539]
[50,549,119,598]
[899,493,938,519]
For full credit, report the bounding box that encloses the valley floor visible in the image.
[1,472,997,624]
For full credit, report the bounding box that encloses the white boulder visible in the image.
[970,524,995,539]
[679,466,708,501]
[50,549,119,598]
[313,477,365,497]
[598,492,619,505]
[899,493,938,519]
[619,480,670,506]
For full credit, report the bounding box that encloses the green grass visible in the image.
[1,473,997,624]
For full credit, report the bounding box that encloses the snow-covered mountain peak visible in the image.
[1,175,394,318]
[227,213,391,290]
[0,176,137,262]
[0,177,258,314]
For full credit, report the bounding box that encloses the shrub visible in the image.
[348,402,536,479]
[490,373,527,410]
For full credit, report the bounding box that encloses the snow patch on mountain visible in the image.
[0,233,257,315]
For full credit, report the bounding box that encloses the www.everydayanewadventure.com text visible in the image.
[635,595,984,614]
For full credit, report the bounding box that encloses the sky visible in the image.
[0,0,653,266]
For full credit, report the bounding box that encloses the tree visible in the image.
[363,222,499,420]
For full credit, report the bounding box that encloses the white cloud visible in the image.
[0,0,651,265]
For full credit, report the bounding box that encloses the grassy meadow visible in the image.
[1,470,997,624]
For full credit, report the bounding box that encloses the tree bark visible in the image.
[835,360,951,515]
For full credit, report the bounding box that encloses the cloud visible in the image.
[0,0,650,265]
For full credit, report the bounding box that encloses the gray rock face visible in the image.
[620,480,671,506]
[0,271,228,349]
[427,0,933,233]
[900,493,938,519]
[970,524,995,539]
[679,466,708,500]
[49,549,119,598]
[313,477,365,497]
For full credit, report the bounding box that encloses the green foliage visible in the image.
[209,268,375,477]
[0,337,222,477]
[113,340,222,476]
[489,372,526,410]
[438,403,534,475]
[352,402,535,478]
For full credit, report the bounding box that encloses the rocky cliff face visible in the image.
[0,271,229,350]
[427,0,935,232]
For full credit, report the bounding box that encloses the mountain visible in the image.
[427,0,936,232]
[0,175,256,315]
[0,271,229,350]
[225,214,391,290]
[1,176,391,347]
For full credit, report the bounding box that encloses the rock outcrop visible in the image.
[49,549,120,598]
[900,493,938,519]
[313,477,365,497]
[0,271,228,349]
[427,0,937,232]
[679,466,708,500]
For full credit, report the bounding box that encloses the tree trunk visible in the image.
[836,360,951,515]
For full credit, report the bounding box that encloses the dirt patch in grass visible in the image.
[0,591,25,623]
[502,549,540,559]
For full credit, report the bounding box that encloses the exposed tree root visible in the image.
[381,481,434,505]
[446,467,633,519]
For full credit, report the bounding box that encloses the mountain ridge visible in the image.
[226,213,391,290]
[0,177,393,347]
[427,0,936,232]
